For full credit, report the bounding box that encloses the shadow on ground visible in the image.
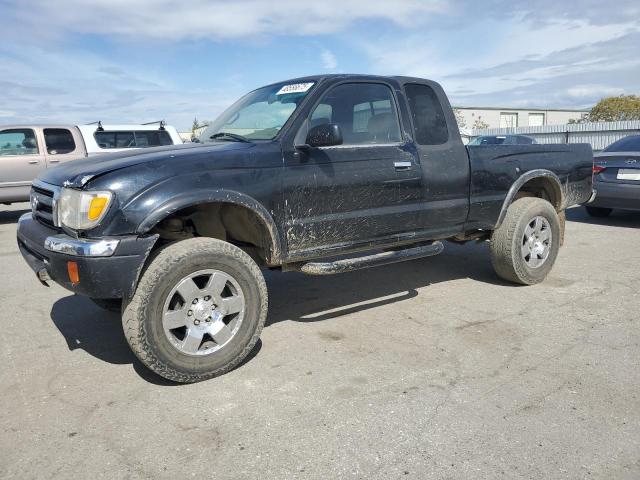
[50,295,262,385]
[0,208,29,225]
[50,240,507,383]
[566,206,640,229]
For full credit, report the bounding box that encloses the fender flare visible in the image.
[136,189,283,263]
[494,169,565,230]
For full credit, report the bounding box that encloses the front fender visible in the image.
[136,189,283,263]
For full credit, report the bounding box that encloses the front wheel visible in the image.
[490,197,561,285]
[122,237,268,383]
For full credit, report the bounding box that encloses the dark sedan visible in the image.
[587,135,640,217]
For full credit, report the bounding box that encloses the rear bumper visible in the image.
[589,181,640,211]
[17,213,158,299]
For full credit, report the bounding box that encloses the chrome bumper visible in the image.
[44,235,119,257]
[19,211,119,257]
[586,189,597,204]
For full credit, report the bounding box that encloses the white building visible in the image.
[454,107,588,130]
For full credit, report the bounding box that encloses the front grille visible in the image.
[31,181,61,229]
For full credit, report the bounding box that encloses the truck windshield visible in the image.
[201,81,316,142]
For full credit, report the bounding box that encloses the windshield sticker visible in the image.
[276,82,314,95]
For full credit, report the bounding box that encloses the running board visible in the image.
[299,242,444,275]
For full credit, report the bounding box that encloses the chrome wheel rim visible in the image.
[521,216,552,268]
[162,269,245,356]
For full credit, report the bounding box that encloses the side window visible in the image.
[43,128,76,154]
[308,83,401,145]
[94,130,173,149]
[353,99,394,133]
[0,129,39,156]
[310,103,332,128]
[134,131,173,147]
[116,132,135,148]
[95,132,116,149]
[404,84,449,145]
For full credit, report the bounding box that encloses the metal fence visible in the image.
[472,120,640,151]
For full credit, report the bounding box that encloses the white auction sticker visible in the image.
[276,82,314,95]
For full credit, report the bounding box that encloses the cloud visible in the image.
[0,44,245,131]
[2,0,639,129]
[566,85,625,100]
[2,0,447,42]
[321,49,338,70]
[358,2,640,110]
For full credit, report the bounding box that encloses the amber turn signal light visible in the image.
[67,261,80,285]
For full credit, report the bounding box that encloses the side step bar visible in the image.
[299,242,444,275]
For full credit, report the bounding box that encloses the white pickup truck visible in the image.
[0,123,183,204]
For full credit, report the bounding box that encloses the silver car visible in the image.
[0,124,183,204]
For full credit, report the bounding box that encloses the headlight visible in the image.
[58,188,113,230]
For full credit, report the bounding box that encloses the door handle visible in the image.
[28,160,39,164]
[48,159,60,163]
[394,161,412,170]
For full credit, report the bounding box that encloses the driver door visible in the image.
[281,81,418,259]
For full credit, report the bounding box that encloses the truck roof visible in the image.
[263,74,438,88]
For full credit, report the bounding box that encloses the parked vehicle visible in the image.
[17,74,594,382]
[586,135,640,217]
[469,135,537,145]
[0,123,182,204]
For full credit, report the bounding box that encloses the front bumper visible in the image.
[589,181,640,211]
[17,213,158,299]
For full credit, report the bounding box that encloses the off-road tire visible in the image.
[490,197,560,285]
[90,297,122,313]
[585,206,612,217]
[122,238,267,383]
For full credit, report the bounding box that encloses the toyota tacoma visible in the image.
[17,75,594,382]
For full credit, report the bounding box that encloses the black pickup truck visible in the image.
[17,75,594,382]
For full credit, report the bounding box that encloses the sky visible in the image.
[1,0,639,131]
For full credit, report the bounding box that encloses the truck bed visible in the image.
[465,143,593,230]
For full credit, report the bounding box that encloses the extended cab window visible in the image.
[94,130,172,149]
[309,83,401,145]
[0,129,39,156]
[43,128,76,154]
[405,84,449,145]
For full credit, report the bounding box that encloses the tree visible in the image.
[453,109,466,129]
[472,118,490,130]
[589,95,640,122]
[191,117,200,135]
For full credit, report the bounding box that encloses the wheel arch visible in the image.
[136,190,283,265]
[494,169,564,230]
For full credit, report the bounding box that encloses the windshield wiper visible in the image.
[209,132,250,143]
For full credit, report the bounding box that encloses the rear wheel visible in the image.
[585,206,612,217]
[490,197,560,285]
[122,237,267,383]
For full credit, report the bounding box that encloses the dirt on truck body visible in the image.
[17,74,594,382]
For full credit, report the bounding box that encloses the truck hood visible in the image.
[39,142,252,188]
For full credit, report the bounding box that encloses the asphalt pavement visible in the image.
[1,203,639,479]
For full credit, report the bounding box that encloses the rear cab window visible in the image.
[94,130,173,149]
[43,128,76,154]
[0,129,39,156]
[404,84,450,145]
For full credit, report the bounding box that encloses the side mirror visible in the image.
[304,123,343,148]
